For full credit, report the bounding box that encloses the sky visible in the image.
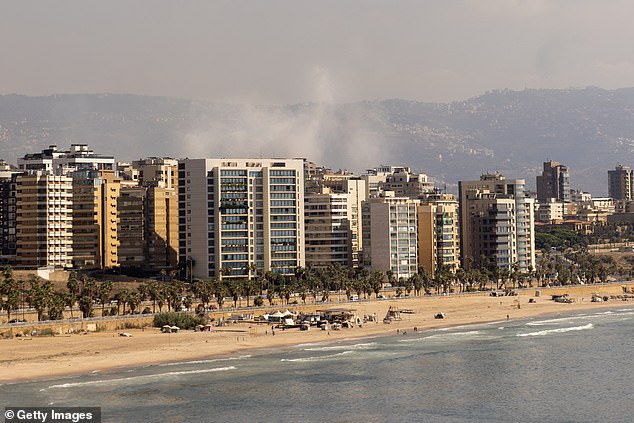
[3,1,634,105]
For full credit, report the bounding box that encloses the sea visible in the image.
[2,307,634,423]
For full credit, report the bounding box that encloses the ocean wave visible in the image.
[516,323,593,337]
[304,342,377,352]
[280,351,354,362]
[43,366,236,390]
[526,315,591,326]
[158,355,252,367]
[398,330,487,343]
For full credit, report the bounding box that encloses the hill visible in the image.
[2,87,634,194]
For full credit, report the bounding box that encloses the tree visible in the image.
[1,267,21,321]
[241,278,258,307]
[96,281,113,316]
[114,289,130,315]
[48,293,67,320]
[192,279,214,308]
[66,272,80,318]
[214,282,227,309]
[28,276,52,321]
[127,291,141,314]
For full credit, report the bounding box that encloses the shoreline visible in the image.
[1,283,632,384]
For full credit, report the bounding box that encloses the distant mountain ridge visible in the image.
[2,87,634,195]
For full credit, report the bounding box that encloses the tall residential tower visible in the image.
[178,158,305,280]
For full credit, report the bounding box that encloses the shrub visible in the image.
[153,312,207,330]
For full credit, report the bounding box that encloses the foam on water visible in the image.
[516,323,593,337]
[42,366,237,390]
[526,315,592,326]
[398,330,493,343]
[280,351,354,362]
[158,355,252,367]
[304,342,377,352]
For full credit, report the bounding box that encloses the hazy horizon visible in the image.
[3,1,634,105]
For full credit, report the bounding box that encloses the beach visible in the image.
[1,283,631,384]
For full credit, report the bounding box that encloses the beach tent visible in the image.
[269,311,285,323]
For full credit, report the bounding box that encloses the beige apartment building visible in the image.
[458,173,535,272]
[417,194,460,276]
[118,187,146,267]
[70,170,121,270]
[15,174,74,269]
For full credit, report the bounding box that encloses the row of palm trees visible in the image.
[0,251,623,323]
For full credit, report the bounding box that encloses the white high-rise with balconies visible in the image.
[178,158,305,280]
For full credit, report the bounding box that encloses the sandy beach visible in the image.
[1,283,632,384]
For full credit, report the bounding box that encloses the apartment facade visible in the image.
[536,161,570,202]
[608,165,633,200]
[15,174,74,269]
[417,194,460,276]
[459,173,535,272]
[71,170,121,270]
[362,196,419,280]
[18,144,115,175]
[178,158,305,280]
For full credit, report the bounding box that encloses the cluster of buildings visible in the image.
[0,145,629,282]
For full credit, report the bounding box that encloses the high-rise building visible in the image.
[71,170,121,270]
[0,161,21,265]
[116,185,179,271]
[458,173,535,272]
[18,144,115,175]
[305,191,353,269]
[608,165,633,200]
[15,174,74,269]
[362,196,419,280]
[361,165,433,199]
[384,168,434,198]
[118,187,146,267]
[536,161,570,202]
[146,186,179,270]
[417,194,460,276]
[178,158,305,280]
[131,157,179,188]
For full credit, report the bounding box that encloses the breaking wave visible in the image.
[43,366,236,390]
[517,323,593,337]
[280,351,354,362]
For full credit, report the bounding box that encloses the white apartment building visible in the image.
[18,144,115,175]
[362,196,419,280]
[178,158,305,279]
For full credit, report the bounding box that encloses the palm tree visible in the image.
[114,289,130,315]
[28,276,52,321]
[96,281,113,316]
[1,267,21,321]
[66,272,80,318]
[127,291,141,314]
[228,280,241,308]
[241,278,258,307]
[48,292,67,321]
[214,281,227,309]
